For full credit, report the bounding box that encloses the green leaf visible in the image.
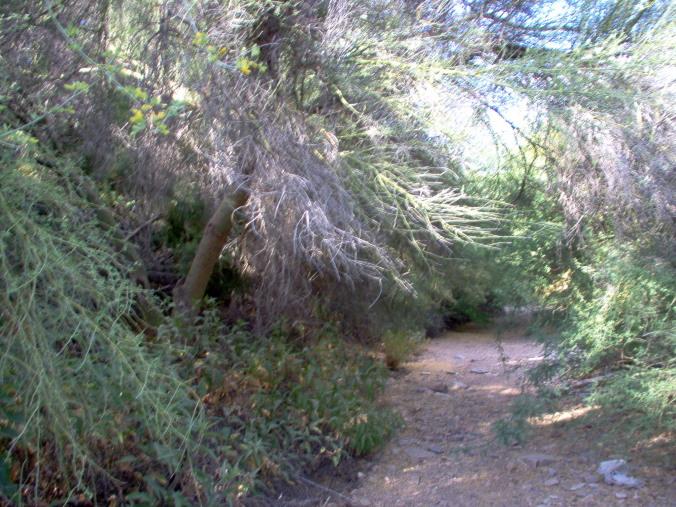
[156,123,169,136]
[133,87,148,101]
[131,120,147,136]
[64,81,90,93]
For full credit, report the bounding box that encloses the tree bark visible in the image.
[174,189,248,315]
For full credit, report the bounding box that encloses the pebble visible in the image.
[470,367,489,374]
[403,446,436,460]
[427,444,443,454]
[597,459,626,475]
[544,478,560,486]
[431,383,449,393]
[615,491,628,499]
[597,459,643,488]
[606,471,643,488]
[569,482,586,491]
[451,381,469,390]
[520,453,558,468]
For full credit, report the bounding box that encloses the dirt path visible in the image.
[336,324,674,507]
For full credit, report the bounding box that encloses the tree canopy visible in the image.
[1,0,673,504]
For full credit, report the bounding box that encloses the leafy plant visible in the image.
[0,146,205,503]
[382,330,424,370]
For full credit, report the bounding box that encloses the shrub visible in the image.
[382,330,424,370]
[0,145,204,504]
[169,313,400,469]
[500,242,676,441]
[555,244,675,434]
[0,145,398,504]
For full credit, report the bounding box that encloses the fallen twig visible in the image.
[124,214,161,241]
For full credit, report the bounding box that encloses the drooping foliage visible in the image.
[1,0,674,503]
[0,144,203,502]
[2,0,502,333]
[461,0,675,440]
[0,140,398,503]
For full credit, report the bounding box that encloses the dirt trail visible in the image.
[337,324,674,507]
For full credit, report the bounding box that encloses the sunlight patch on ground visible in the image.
[472,384,522,396]
[529,405,597,427]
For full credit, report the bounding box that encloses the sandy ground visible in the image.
[333,324,675,507]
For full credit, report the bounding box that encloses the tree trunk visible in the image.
[174,189,248,315]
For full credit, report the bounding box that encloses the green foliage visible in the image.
[0,147,397,504]
[487,176,675,439]
[464,157,567,310]
[0,146,205,503]
[382,330,424,370]
[554,244,675,433]
[162,191,208,268]
[471,135,674,441]
[168,312,399,467]
[2,0,674,500]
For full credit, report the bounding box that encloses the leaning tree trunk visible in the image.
[173,189,248,316]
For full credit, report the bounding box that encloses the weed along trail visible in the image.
[329,324,674,507]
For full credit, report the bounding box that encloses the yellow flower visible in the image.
[192,31,207,46]
[238,59,252,75]
[154,111,166,120]
[141,103,152,112]
[129,108,144,124]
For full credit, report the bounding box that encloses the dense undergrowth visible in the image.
[535,242,675,435]
[480,165,675,445]
[1,0,674,503]
[0,147,397,505]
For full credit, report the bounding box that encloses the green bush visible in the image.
[555,244,675,433]
[168,313,400,469]
[382,330,424,370]
[501,242,676,440]
[0,145,205,504]
[472,164,675,441]
[0,145,398,505]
